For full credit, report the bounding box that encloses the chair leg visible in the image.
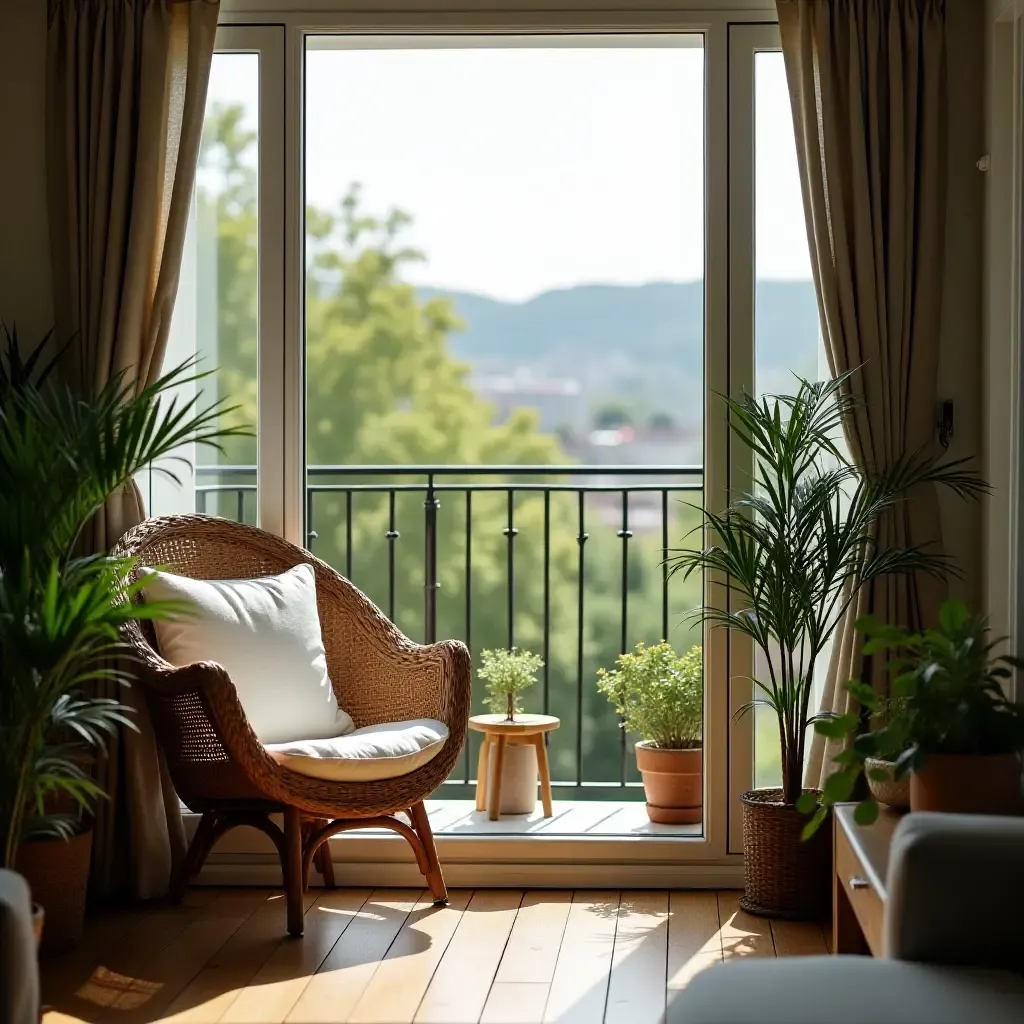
[409,801,448,906]
[283,807,305,937]
[315,819,337,889]
[171,810,218,905]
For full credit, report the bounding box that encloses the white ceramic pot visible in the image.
[488,741,539,814]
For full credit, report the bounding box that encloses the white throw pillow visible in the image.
[141,564,353,745]
[266,719,449,782]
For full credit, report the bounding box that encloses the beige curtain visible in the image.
[776,0,949,785]
[46,0,219,899]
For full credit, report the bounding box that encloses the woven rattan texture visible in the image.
[113,514,471,818]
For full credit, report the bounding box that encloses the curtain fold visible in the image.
[46,0,219,899]
[776,0,949,786]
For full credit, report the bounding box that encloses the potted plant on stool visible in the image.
[667,374,987,919]
[814,600,1024,826]
[598,642,703,824]
[477,648,545,814]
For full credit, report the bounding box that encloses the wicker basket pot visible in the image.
[864,756,911,811]
[739,789,831,920]
[16,829,92,955]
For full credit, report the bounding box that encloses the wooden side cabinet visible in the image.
[832,804,901,956]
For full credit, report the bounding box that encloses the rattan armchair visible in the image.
[113,514,471,936]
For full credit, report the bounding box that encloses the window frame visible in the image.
[201,4,782,877]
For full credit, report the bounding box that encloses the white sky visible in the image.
[208,40,811,303]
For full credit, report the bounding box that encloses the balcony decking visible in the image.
[374,798,702,838]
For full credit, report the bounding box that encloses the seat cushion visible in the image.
[266,719,449,782]
[668,956,1024,1024]
[142,564,353,745]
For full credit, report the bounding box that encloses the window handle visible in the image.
[849,876,870,891]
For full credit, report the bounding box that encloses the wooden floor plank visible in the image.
[160,890,318,1023]
[666,891,723,998]
[769,919,829,957]
[543,891,619,1024]
[717,891,775,960]
[95,889,274,1024]
[492,890,572,985]
[347,890,472,1024]
[415,889,522,1023]
[220,889,371,1023]
[604,891,669,1024]
[285,890,422,1024]
[480,983,550,1024]
[43,890,228,1024]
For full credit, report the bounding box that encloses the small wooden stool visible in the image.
[468,714,560,820]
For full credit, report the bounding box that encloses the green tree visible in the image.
[194,103,702,792]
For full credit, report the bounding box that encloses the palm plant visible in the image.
[667,373,987,808]
[0,325,248,867]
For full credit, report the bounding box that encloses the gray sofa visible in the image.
[670,813,1024,1024]
[0,869,39,1024]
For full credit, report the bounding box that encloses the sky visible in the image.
[207,38,812,304]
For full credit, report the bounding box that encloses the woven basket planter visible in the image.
[739,788,831,920]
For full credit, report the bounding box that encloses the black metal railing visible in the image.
[194,464,703,800]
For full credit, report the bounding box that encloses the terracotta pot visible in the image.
[865,756,911,811]
[15,829,93,956]
[740,788,832,921]
[635,742,702,824]
[910,752,1022,815]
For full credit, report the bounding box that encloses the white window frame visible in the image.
[200,4,782,883]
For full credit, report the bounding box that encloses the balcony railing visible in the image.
[193,464,703,801]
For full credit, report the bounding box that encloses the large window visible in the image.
[157,14,819,857]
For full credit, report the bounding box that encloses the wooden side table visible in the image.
[468,714,560,821]
[833,803,902,956]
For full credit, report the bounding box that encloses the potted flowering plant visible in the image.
[598,642,703,824]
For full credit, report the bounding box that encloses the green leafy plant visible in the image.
[805,599,1024,835]
[667,373,988,807]
[597,642,702,749]
[478,647,544,721]
[0,325,248,867]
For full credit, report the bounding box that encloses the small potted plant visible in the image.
[478,647,543,722]
[477,648,544,813]
[597,642,703,824]
[862,697,911,811]
[810,599,1024,831]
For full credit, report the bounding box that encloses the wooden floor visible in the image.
[41,888,829,1024]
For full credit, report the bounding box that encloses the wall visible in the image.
[940,0,988,611]
[0,0,52,340]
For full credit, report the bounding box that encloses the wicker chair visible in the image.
[113,514,471,936]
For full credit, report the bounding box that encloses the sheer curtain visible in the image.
[775,0,949,786]
[46,0,219,898]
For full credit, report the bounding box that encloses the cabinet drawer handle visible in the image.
[849,877,870,891]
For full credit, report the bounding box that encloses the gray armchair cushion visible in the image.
[668,957,1024,1024]
[0,869,39,1024]
[886,813,1024,972]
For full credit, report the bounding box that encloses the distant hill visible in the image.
[418,280,821,426]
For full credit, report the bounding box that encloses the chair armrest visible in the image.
[885,812,1024,971]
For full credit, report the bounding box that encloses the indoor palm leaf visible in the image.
[667,373,988,806]
[0,326,249,866]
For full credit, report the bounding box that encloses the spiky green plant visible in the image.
[666,373,988,807]
[478,647,544,721]
[0,325,248,867]
[597,642,702,749]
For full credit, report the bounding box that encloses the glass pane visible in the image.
[752,51,828,789]
[140,52,260,524]
[303,37,706,805]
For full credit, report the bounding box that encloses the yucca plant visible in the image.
[0,325,248,867]
[666,373,988,808]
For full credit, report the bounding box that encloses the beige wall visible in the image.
[0,0,51,340]
[1,0,992,609]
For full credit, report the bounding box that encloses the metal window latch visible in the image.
[849,877,870,891]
